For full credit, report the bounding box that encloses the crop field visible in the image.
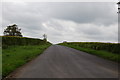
[2,36,51,77]
[59,42,120,62]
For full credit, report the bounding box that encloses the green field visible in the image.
[3,45,51,77]
[59,42,120,62]
[2,36,51,78]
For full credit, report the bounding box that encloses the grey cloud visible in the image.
[23,2,117,26]
[76,25,102,35]
[41,2,117,26]
[2,2,118,43]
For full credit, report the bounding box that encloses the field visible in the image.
[2,36,51,78]
[59,42,120,62]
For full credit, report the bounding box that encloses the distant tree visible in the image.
[117,1,120,13]
[43,34,47,42]
[63,41,67,43]
[3,24,23,37]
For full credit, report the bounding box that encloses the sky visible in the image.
[1,1,118,44]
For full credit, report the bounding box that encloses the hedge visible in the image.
[1,36,51,49]
[59,42,119,54]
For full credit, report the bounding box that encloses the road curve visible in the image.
[9,45,118,78]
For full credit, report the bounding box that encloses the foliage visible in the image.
[2,36,52,78]
[59,43,120,62]
[1,36,51,49]
[59,42,119,54]
[3,24,22,37]
[43,34,47,42]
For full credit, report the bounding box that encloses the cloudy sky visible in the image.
[1,1,118,44]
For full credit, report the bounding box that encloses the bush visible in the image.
[1,36,51,49]
[59,42,119,54]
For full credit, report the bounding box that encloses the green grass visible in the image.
[59,44,120,62]
[2,44,51,77]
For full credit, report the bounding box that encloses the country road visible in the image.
[8,45,118,78]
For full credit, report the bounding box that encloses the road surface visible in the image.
[8,45,118,78]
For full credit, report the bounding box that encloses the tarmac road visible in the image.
[8,45,118,78]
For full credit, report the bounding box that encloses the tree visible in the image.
[43,34,47,42]
[117,1,120,13]
[3,24,23,37]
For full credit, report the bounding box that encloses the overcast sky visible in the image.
[1,2,118,44]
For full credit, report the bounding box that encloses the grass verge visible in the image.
[2,44,51,77]
[59,44,120,62]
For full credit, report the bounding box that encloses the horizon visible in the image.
[1,2,118,44]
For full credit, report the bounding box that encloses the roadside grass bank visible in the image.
[2,44,51,78]
[59,43,120,62]
[0,48,1,78]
